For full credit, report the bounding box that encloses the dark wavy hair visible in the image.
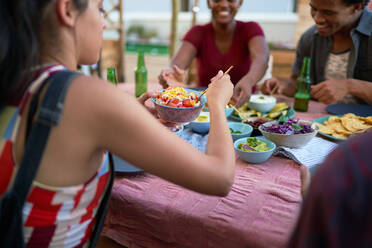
[0,0,88,107]
[343,0,369,5]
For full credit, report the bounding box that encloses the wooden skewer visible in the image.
[270,85,278,96]
[224,65,234,75]
[228,104,240,114]
[199,66,234,99]
[228,104,246,121]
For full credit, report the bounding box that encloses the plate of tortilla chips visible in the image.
[313,113,372,141]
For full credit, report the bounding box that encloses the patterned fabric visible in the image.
[325,51,349,80]
[183,21,265,87]
[287,132,372,248]
[325,51,358,104]
[0,65,110,247]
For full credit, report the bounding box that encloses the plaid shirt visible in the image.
[288,132,372,248]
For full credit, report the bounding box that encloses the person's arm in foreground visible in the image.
[311,78,372,104]
[93,70,235,195]
[233,36,269,107]
[158,41,197,89]
[288,132,372,248]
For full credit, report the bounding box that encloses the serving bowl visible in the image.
[247,94,277,113]
[242,117,272,136]
[203,106,234,118]
[258,120,319,148]
[190,112,210,134]
[228,122,253,141]
[167,125,184,136]
[152,89,207,123]
[234,137,276,164]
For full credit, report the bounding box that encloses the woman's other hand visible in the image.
[137,92,158,117]
[158,65,186,89]
[206,70,234,110]
[231,78,254,108]
[262,77,283,95]
[137,92,178,127]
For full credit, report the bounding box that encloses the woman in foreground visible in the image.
[0,0,235,246]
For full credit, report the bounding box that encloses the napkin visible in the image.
[273,136,338,168]
[179,127,208,152]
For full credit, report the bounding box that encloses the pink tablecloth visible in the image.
[103,157,302,248]
[102,87,328,248]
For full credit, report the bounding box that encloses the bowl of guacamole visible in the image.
[234,137,276,164]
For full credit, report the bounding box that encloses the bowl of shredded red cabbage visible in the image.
[258,118,319,148]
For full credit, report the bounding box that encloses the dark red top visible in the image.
[183,21,265,87]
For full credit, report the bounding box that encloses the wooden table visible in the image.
[102,85,328,248]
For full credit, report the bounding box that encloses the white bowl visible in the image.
[258,120,319,148]
[247,94,277,113]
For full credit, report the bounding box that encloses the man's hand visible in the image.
[232,78,254,108]
[299,165,310,198]
[262,77,283,95]
[311,79,349,104]
[158,65,186,89]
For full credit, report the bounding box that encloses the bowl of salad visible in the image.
[228,122,253,141]
[234,137,276,164]
[242,117,272,136]
[153,87,207,123]
[258,118,319,148]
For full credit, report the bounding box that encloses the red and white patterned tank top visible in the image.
[0,65,110,247]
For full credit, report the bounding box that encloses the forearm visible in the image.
[348,78,372,102]
[282,76,297,97]
[243,56,268,87]
[206,104,235,171]
[170,60,187,70]
[169,41,196,70]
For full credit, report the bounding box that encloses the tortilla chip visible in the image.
[315,123,333,135]
[332,132,347,139]
[316,114,372,139]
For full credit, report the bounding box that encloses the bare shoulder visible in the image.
[62,73,149,131]
[65,74,135,111]
[61,74,139,131]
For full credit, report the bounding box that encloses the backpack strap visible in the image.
[11,70,114,246]
[11,70,80,208]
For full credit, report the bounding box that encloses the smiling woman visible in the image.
[158,0,270,107]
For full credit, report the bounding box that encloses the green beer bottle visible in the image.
[135,50,147,97]
[107,67,118,86]
[293,57,311,112]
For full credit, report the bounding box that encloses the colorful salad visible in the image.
[237,138,271,152]
[155,87,200,108]
[262,118,313,135]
